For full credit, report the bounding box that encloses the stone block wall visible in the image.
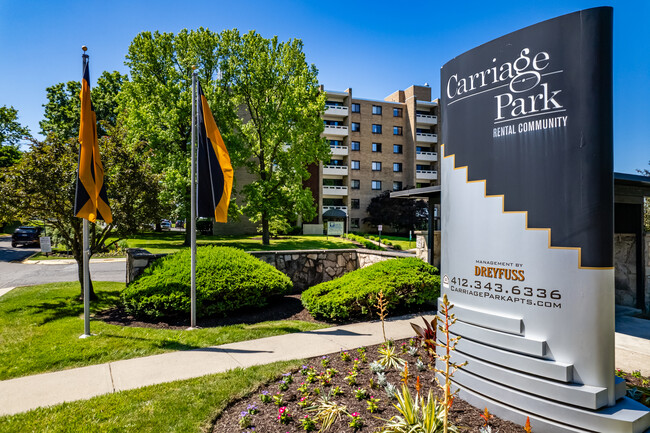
[126,248,413,291]
[615,233,650,310]
[125,248,169,284]
[249,249,411,291]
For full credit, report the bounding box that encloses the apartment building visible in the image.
[315,84,439,232]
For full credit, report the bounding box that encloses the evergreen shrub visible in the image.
[301,258,439,321]
[122,246,292,319]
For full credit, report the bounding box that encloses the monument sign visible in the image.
[440,7,650,432]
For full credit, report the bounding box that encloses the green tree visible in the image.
[0,122,161,300]
[221,30,329,244]
[0,105,30,167]
[120,28,241,241]
[39,71,127,139]
[363,190,428,234]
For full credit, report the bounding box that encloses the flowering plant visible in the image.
[366,395,380,413]
[273,392,284,406]
[348,412,364,430]
[277,406,292,425]
[340,351,352,362]
[259,390,272,404]
[238,411,252,428]
[278,379,289,391]
[297,382,309,394]
[246,404,259,415]
[345,370,358,386]
[301,414,316,432]
[355,387,369,401]
[321,355,330,368]
[282,372,293,384]
[297,396,310,408]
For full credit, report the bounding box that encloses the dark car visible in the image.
[11,226,43,248]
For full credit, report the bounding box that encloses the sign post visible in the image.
[440,7,649,432]
[378,224,382,245]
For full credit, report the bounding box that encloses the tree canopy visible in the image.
[0,105,30,168]
[363,190,428,234]
[40,71,127,139]
[221,30,329,244]
[0,123,161,299]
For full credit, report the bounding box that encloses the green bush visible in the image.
[122,246,292,319]
[301,258,439,322]
[345,233,384,251]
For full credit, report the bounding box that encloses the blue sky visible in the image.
[1,0,647,174]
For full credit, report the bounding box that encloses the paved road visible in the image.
[0,236,126,289]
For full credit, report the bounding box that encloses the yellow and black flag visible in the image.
[74,58,112,223]
[196,82,233,222]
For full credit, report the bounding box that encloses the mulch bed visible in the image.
[212,338,525,432]
[96,296,650,431]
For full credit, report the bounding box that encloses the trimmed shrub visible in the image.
[301,258,439,322]
[122,246,292,319]
[344,233,384,251]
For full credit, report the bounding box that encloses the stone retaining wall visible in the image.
[126,248,413,291]
[615,233,650,310]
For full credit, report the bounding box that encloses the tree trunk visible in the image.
[76,257,97,301]
[262,212,270,245]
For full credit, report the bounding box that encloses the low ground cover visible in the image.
[0,360,303,433]
[302,258,439,321]
[380,235,415,251]
[0,282,324,380]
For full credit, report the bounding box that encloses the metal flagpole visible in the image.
[189,67,197,330]
[80,48,91,339]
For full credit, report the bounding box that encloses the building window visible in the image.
[351,218,360,228]
[393,126,403,135]
[351,179,360,189]
[371,180,382,190]
[329,139,342,147]
[351,199,360,209]
[372,124,382,134]
[351,103,360,113]
[372,161,381,171]
[350,141,360,151]
[393,108,403,117]
[351,122,360,132]
[393,181,403,191]
[393,144,403,154]
[372,105,382,115]
[393,163,402,172]
[351,160,360,170]
[372,142,382,152]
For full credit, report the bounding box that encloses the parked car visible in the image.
[160,220,172,231]
[11,226,43,248]
[175,219,185,229]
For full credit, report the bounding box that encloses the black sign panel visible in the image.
[441,7,613,268]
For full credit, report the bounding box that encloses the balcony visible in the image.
[323,125,348,137]
[416,170,438,180]
[416,132,438,143]
[323,206,348,215]
[416,151,438,162]
[330,145,349,156]
[322,185,348,197]
[416,114,437,126]
[322,165,348,176]
[324,105,349,117]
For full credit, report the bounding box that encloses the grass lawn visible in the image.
[0,282,325,380]
[380,234,416,251]
[0,360,301,433]
[29,233,357,259]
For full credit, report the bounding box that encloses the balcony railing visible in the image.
[323,206,348,215]
[324,105,349,117]
[416,151,438,162]
[416,132,438,143]
[322,165,348,176]
[416,114,437,125]
[323,125,349,137]
[416,170,438,180]
[330,145,349,156]
[322,185,348,196]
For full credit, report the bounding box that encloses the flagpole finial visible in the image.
[82,45,88,52]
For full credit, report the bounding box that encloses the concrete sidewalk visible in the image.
[0,314,431,416]
[1,310,649,417]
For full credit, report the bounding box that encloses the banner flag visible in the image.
[196,82,233,222]
[74,58,112,223]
